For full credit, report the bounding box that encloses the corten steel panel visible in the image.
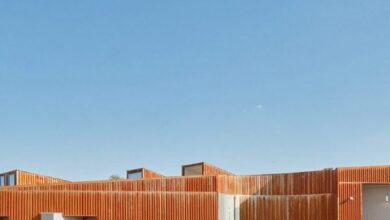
[182,162,233,176]
[217,169,337,195]
[4,170,336,196]
[142,169,164,179]
[239,194,337,220]
[203,163,233,176]
[0,191,218,220]
[338,166,390,183]
[338,183,362,220]
[16,170,69,186]
[337,166,390,220]
[3,169,337,196]
[1,176,219,193]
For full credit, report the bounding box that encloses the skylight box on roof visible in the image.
[182,163,203,176]
[127,169,143,179]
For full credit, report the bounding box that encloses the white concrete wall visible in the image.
[219,194,239,220]
[363,185,390,220]
[41,213,64,220]
[41,213,86,220]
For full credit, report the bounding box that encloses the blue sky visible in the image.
[1,1,390,181]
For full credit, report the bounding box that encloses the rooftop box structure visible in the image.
[182,162,233,176]
[0,170,68,187]
[126,168,164,179]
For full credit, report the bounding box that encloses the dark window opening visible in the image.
[127,169,143,179]
[0,171,17,187]
[0,175,4,186]
[7,174,15,186]
[182,163,203,176]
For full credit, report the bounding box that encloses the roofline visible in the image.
[181,162,234,176]
[181,162,205,168]
[0,169,70,183]
[127,168,145,174]
[0,169,18,176]
[237,168,335,177]
[5,164,390,188]
[0,174,220,190]
[336,164,390,170]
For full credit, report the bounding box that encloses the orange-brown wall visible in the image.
[16,171,68,186]
[338,183,361,220]
[3,176,219,193]
[4,170,337,196]
[203,163,233,176]
[239,194,336,220]
[1,170,340,220]
[217,169,337,195]
[0,191,218,220]
[142,169,164,179]
[337,166,390,220]
[11,166,390,220]
[230,169,338,220]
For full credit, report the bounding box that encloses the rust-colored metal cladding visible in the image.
[239,194,336,220]
[338,165,390,183]
[16,170,69,185]
[338,183,362,220]
[127,168,164,179]
[2,163,390,219]
[182,162,233,176]
[3,175,219,193]
[0,190,218,220]
[337,165,390,220]
[217,169,337,195]
[203,163,234,176]
[0,170,68,187]
[142,168,164,179]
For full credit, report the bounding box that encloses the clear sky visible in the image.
[1,1,390,181]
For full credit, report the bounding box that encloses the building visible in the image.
[0,162,390,220]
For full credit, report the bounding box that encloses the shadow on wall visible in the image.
[239,194,336,220]
[40,214,96,220]
[235,170,337,220]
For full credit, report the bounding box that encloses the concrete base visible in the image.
[41,213,92,220]
[219,194,240,220]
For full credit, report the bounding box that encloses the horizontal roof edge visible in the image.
[0,169,70,183]
[336,164,390,170]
